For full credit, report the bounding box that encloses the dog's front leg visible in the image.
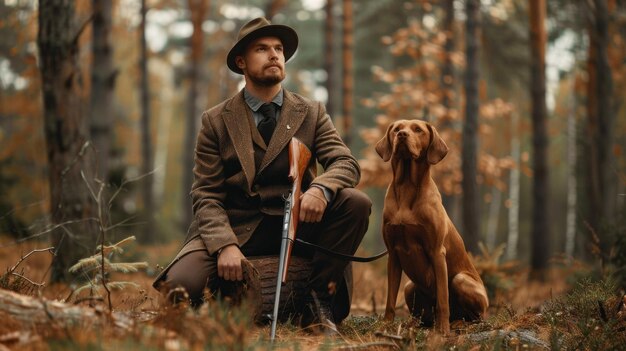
[383,248,402,321]
[431,248,450,335]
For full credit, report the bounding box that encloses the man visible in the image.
[153,17,371,335]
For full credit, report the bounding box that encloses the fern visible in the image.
[69,235,147,309]
[471,242,521,301]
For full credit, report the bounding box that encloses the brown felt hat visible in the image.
[227,17,299,75]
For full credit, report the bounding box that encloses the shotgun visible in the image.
[270,137,311,341]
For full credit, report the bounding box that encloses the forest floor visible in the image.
[0,237,625,350]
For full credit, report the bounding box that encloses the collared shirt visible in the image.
[244,88,283,126]
[243,87,332,203]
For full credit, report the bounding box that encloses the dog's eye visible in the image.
[413,126,423,133]
[393,127,400,133]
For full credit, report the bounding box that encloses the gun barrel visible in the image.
[270,193,292,341]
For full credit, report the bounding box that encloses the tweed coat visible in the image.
[154,88,360,285]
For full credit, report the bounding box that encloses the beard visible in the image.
[248,66,285,87]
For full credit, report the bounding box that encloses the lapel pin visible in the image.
[286,125,291,130]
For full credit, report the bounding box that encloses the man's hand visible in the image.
[217,244,245,281]
[299,187,328,223]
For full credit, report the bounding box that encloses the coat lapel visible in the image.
[248,111,266,150]
[259,90,308,173]
[222,92,256,190]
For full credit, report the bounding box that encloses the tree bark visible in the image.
[440,0,457,220]
[38,0,99,282]
[90,0,116,183]
[506,112,521,261]
[139,0,154,243]
[181,0,208,233]
[529,0,550,279]
[462,0,480,254]
[441,0,455,116]
[565,79,577,258]
[585,0,616,250]
[0,288,132,330]
[341,0,353,147]
[486,187,501,250]
[249,256,312,321]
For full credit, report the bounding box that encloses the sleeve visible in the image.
[191,112,239,255]
[311,184,333,202]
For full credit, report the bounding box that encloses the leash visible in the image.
[294,238,388,262]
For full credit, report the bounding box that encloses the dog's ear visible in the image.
[375,123,394,162]
[426,123,449,164]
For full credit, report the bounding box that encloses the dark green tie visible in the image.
[257,103,277,145]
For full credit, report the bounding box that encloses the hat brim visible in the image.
[227,24,298,75]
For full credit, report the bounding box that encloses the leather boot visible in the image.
[300,291,339,336]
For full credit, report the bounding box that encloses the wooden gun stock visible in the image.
[282,138,312,282]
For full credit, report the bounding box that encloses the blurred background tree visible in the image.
[38,0,99,282]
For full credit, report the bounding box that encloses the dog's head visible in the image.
[375,119,449,164]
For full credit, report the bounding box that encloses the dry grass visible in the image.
[1,236,624,350]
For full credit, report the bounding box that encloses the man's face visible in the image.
[236,36,285,86]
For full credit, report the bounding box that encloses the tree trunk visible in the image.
[440,0,457,220]
[593,0,616,227]
[565,78,577,258]
[486,187,501,250]
[90,0,116,183]
[0,288,131,330]
[506,112,521,261]
[324,0,335,118]
[139,0,154,243]
[249,256,312,321]
[441,0,455,115]
[341,0,353,147]
[585,0,616,251]
[38,0,99,283]
[153,69,174,207]
[181,0,208,233]
[529,0,550,279]
[462,0,480,254]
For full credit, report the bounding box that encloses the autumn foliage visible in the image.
[358,20,518,196]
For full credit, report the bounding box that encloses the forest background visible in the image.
[0,0,625,345]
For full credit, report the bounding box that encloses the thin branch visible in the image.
[74,296,104,305]
[71,13,95,48]
[11,272,46,288]
[0,218,98,248]
[0,200,46,221]
[86,173,113,313]
[8,247,55,273]
[108,169,157,206]
[80,170,98,203]
[103,215,142,232]
[374,331,406,341]
[102,232,112,312]
[100,236,136,252]
[336,342,400,350]
[61,140,91,177]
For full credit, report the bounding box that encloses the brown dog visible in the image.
[376,119,488,335]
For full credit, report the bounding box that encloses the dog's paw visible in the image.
[435,320,450,336]
[382,311,395,322]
